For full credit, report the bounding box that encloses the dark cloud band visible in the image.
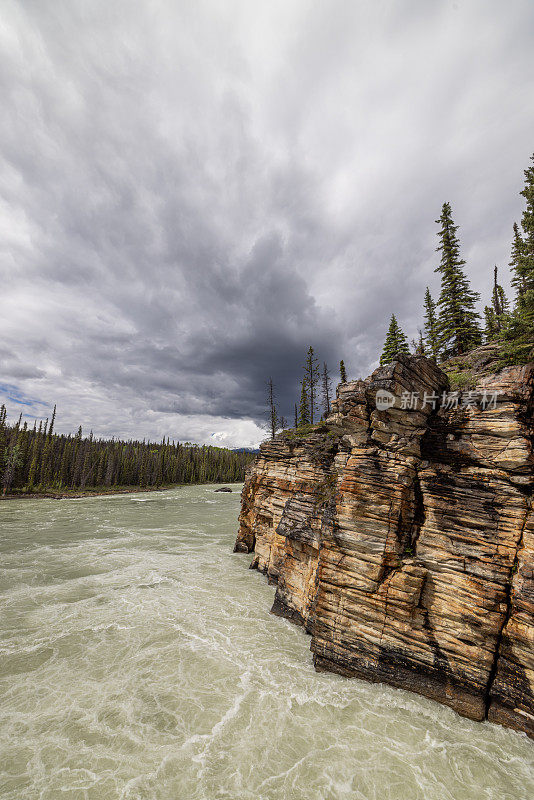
[1,0,533,447]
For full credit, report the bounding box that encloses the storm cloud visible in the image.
[1,0,533,447]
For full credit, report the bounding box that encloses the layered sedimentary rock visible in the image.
[235,354,534,737]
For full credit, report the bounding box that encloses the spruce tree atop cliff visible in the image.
[380,314,410,365]
[423,287,440,360]
[298,378,310,426]
[339,360,347,383]
[484,266,509,341]
[505,153,534,361]
[434,202,481,357]
[303,346,320,424]
[510,222,528,303]
[265,377,277,439]
[321,362,332,418]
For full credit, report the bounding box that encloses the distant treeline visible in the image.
[0,406,253,495]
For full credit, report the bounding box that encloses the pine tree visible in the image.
[27,453,38,491]
[321,362,332,418]
[493,267,509,318]
[298,378,309,427]
[484,306,497,341]
[48,405,56,439]
[0,404,6,451]
[294,403,298,429]
[24,422,36,489]
[519,154,534,295]
[39,405,57,488]
[303,347,320,424]
[339,360,347,383]
[505,154,534,362]
[59,439,71,487]
[2,422,22,495]
[423,287,440,360]
[434,202,481,357]
[485,266,510,341]
[411,329,425,355]
[266,377,278,439]
[380,314,410,365]
[0,405,7,479]
[510,222,528,303]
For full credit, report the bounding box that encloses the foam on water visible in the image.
[0,485,532,800]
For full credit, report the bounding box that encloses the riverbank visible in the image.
[0,484,184,500]
[1,482,241,501]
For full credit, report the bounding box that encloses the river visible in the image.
[0,485,532,800]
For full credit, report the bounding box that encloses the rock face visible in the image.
[234,354,534,737]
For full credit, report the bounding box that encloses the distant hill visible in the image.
[233,447,260,454]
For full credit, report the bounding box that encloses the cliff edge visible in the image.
[234,352,534,737]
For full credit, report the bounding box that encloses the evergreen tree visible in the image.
[40,410,56,487]
[339,360,347,383]
[411,329,425,355]
[303,346,320,424]
[519,154,534,289]
[485,266,510,341]
[483,306,497,341]
[2,421,22,495]
[25,423,38,490]
[48,405,56,439]
[510,222,528,303]
[298,378,310,427]
[380,314,410,365]
[59,439,71,487]
[0,404,6,453]
[0,405,7,479]
[2,444,22,495]
[294,403,298,429]
[266,377,278,439]
[505,154,534,362]
[423,287,440,360]
[434,202,481,356]
[321,362,332,418]
[493,266,509,319]
[27,453,38,491]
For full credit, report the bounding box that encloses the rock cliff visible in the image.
[234,353,534,738]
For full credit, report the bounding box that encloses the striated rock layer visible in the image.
[234,354,534,737]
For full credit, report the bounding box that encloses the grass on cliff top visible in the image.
[445,370,478,391]
[441,342,509,391]
[280,421,335,441]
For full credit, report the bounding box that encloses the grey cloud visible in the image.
[1,0,533,447]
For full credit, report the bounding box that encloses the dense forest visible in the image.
[0,406,254,496]
[265,152,534,435]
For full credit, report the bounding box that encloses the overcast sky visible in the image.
[1,0,533,447]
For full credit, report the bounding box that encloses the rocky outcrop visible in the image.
[235,354,534,737]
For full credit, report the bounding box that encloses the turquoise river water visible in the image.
[0,485,533,799]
